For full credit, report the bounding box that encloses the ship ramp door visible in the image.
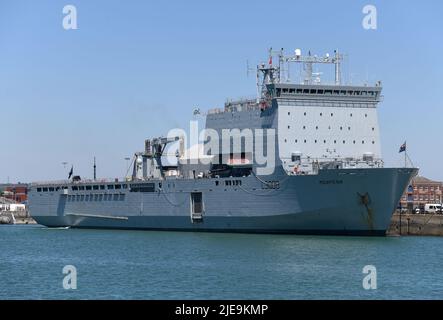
[190,192,204,223]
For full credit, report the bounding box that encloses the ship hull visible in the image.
[29,167,417,236]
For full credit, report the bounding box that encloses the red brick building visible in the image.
[399,176,442,211]
[0,184,28,203]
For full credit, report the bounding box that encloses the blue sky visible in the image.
[0,0,442,182]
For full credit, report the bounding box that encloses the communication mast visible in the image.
[255,48,344,101]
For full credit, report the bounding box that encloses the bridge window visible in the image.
[86,185,92,190]
[107,185,114,190]
[93,185,99,190]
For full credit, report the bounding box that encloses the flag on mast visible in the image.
[68,166,74,179]
[399,142,406,153]
[269,47,273,65]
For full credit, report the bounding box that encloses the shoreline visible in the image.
[387,212,443,236]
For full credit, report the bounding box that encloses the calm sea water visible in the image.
[0,224,442,300]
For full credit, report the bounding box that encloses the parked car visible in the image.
[424,204,442,214]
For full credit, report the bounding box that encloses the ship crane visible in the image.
[132,136,181,181]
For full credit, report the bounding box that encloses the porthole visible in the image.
[304,140,307,143]
[304,112,306,116]
[315,126,318,130]
[362,141,365,144]
[303,126,306,130]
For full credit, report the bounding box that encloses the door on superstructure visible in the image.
[190,192,204,223]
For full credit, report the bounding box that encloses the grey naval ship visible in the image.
[28,49,417,235]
